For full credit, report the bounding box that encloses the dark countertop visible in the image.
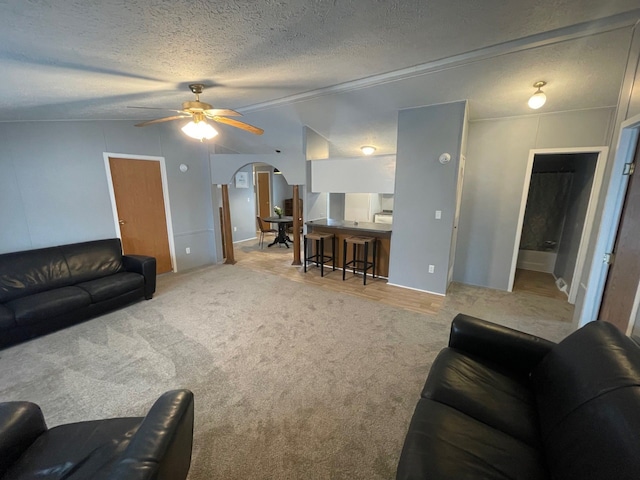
[306,218,392,234]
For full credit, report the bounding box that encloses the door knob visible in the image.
[119,219,126,225]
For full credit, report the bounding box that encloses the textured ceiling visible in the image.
[0,0,639,153]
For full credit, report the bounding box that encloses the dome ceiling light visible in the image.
[361,146,376,156]
[528,81,547,110]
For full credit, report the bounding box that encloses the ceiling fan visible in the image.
[129,83,264,139]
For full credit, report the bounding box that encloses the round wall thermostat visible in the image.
[179,164,189,173]
[439,153,451,164]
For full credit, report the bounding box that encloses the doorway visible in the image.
[509,147,607,303]
[104,154,175,274]
[598,139,640,332]
[257,171,271,222]
[579,114,640,332]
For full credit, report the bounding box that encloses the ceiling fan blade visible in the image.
[128,106,187,114]
[204,108,242,117]
[212,116,264,135]
[135,115,191,127]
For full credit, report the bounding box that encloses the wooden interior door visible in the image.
[599,142,640,332]
[257,171,271,223]
[108,157,173,274]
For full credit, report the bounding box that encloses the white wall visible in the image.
[577,34,640,328]
[344,193,373,222]
[271,171,294,214]
[210,153,305,185]
[310,155,396,193]
[228,164,257,242]
[0,120,216,271]
[389,101,467,295]
[453,107,614,290]
[304,127,329,221]
[328,193,346,220]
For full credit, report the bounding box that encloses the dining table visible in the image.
[263,216,294,248]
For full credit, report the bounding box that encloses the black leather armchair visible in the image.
[0,390,194,480]
[397,314,640,479]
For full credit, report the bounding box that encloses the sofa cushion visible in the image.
[2,417,142,480]
[396,398,548,480]
[531,320,640,479]
[0,247,72,303]
[422,348,541,447]
[59,239,124,284]
[540,386,640,480]
[0,304,16,329]
[6,287,92,326]
[76,272,144,303]
[532,321,640,438]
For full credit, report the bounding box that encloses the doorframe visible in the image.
[255,170,272,220]
[579,114,640,331]
[508,146,608,303]
[103,152,177,272]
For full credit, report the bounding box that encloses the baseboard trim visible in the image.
[387,282,446,297]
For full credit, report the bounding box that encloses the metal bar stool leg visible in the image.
[352,243,357,276]
[363,240,369,285]
[373,238,377,278]
[332,235,336,271]
[304,235,308,272]
[342,238,347,280]
[320,237,325,277]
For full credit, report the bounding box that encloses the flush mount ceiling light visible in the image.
[528,81,547,110]
[274,168,282,174]
[181,115,219,141]
[361,146,376,156]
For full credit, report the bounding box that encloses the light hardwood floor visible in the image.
[513,269,568,300]
[234,236,445,315]
[230,237,574,327]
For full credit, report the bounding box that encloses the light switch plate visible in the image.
[428,265,435,273]
[435,210,442,219]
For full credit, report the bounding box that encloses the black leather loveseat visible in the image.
[397,314,640,479]
[0,389,194,480]
[0,238,156,349]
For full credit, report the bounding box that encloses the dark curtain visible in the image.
[520,172,573,251]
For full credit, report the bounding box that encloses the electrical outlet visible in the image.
[428,265,435,273]
[185,247,191,254]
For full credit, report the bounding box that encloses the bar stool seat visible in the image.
[304,232,336,277]
[343,236,377,285]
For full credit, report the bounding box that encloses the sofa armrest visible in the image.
[0,402,47,476]
[107,389,194,480]
[449,314,556,375]
[123,255,157,299]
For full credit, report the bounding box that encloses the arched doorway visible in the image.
[218,162,302,266]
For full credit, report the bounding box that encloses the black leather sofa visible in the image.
[0,389,194,480]
[397,314,640,479]
[0,238,156,349]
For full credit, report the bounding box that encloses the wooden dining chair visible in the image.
[257,216,277,249]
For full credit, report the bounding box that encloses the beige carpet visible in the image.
[0,264,574,479]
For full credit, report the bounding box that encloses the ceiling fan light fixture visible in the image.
[361,145,376,156]
[528,81,547,110]
[181,119,218,141]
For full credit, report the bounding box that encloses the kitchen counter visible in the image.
[306,218,392,233]
[306,218,392,277]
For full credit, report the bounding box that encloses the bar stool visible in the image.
[343,236,377,285]
[304,232,336,277]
